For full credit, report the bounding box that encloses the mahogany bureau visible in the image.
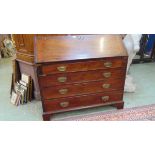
[34,35,128,121]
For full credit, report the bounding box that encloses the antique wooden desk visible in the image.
[34,35,128,121]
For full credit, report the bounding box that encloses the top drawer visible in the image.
[38,57,127,75]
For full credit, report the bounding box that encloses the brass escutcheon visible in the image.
[102,84,111,89]
[57,77,67,83]
[57,66,67,72]
[59,88,68,95]
[60,101,69,108]
[104,62,112,68]
[101,96,109,102]
[103,72,111,78]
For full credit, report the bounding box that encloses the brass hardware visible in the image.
[59,88,68,95]
[57,77,67,83]
[60,101,69,108]
[104,62,112,68]
[102,84,111,89]
[101,96,109,102]
[103,72,111,78]
[57,66,67,72]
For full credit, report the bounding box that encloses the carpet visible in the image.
[58,104,155,121]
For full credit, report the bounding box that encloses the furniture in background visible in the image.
[133,34,155,64]
[0,34,11,58]
[0,34,11,48]
[13,34,39,99]
[35,35,128,121]
[12,34,69,100]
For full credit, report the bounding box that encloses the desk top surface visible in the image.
[35,35,128,63]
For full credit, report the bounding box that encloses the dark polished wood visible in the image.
[43,91,123,112]
[16,52,34,64]
[13,34,34,55]
[12,34,70,99]
[41,78,124,99]
[13,34,68,63]
[39,57,127,75]
[113,102,124,109]
[38,68,125,87]
[35,35,127,63]
[42,113,51,121]
[35,35,128,121]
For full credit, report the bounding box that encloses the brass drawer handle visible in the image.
[57,77,67,83]
[57,66,67,72]
[101,96,109,102]
[60,101,69,108]
[104,62,112,68]
[59,88,68,95]
[102,84,111,89]
[103,72,111,78]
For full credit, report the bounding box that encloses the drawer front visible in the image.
[42,79,124,99]
[39,68,125,87]
[43,91,123,112]
[39,58,127,75]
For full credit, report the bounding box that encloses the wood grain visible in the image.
[40,57,127,75]
[38,68,125,87]
[34,34,128,120]
[43,91,123,112]
[35,35,128,63]
[42,78,124,99]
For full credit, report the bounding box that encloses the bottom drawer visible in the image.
[43,91,123,112]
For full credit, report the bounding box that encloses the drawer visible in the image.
[41,78,124,99]
[38,57,127,75]
[39,68,125,87]
[43,91,123,112]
